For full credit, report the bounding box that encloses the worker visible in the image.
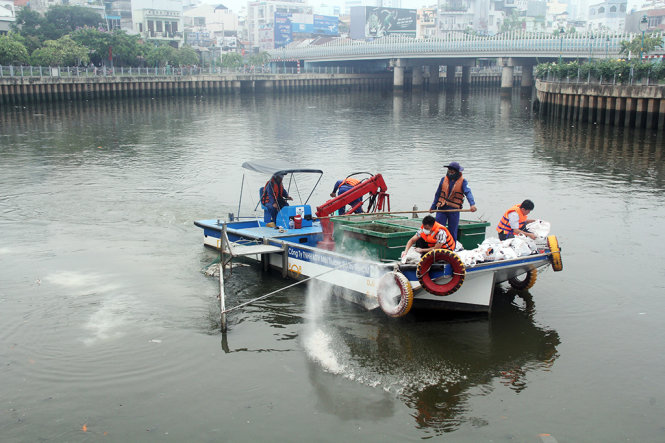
[430,161,477,243]
[261,173,292,225]
[330,177,363,215]
[402,215,456,257]
[496,200,537,240]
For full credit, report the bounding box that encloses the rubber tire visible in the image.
[377,271,413,318]
[547,235,563,272]
[417,249,466,297]
[508,269,538,290]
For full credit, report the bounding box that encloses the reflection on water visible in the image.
[301,286,559,434]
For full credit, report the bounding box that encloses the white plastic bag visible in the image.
[526,220,550,238]
[401,246,421,264]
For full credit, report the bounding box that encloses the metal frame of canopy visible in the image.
[237,160,324,219]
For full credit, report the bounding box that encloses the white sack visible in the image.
[526,220,551,238]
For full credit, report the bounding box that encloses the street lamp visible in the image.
[606,36,610,58]
[588,34,595,60]
[559,27,565,64]
[639,15,648,61]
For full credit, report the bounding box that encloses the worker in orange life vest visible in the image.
[402,215,456,258]
[430,162,477,244]
[261,173,293,224]
[330,177,363,215]
[496,200,537,240]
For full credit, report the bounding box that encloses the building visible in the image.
[183,4,239,50]
[587,0,627,31]
[106,0,134,31]
[437,0,505,35]
[0,0,15,35]
[418,6,437,37]
[246,0,312,50]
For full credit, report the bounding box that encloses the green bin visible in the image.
[337,221,417,261]
[380,218,491,251]
[330,215,407,244]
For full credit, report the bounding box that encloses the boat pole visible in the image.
[219,261,227,332]
[316,208,473,220]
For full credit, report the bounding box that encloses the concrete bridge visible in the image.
[269,32,660,90]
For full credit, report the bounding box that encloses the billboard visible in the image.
[274,13,339,47]
[313,15,339,36]
[274,12,292,48]
[350,6,417,39]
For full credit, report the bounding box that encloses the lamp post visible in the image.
[639,15,648,61]
[559,27,565,64]
[589,34,595,60]
[606,36,610,58]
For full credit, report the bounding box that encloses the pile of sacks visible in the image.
[401,220,551,267]
[456,220,551,267]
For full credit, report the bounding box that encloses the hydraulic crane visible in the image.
[315,174,390,250]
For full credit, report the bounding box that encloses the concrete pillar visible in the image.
[615,97,625,126]
[393,59,405,89]
[625,98,635,127]
[635,98,646,128]
[412,66,424,88]
[521,65,534,88]
[658,99,665,130]
[501,65,514,92]
[461,66,471,90]
[445,65,456,89]
[646,98,657,129]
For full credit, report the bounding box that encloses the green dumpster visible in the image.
[380,218,491,251]
[337,221,417,261]
[330,214,407,244]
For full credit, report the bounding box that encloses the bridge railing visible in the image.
[0,65,274,78]
[270,32,663,61]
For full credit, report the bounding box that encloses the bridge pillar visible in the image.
[445,65,456,89]
[521,65,534,88]
[412,66,424,88]
[501,65,514,92]
[461,66,471,91]
[426,65,440,90]
[393,59,405,89]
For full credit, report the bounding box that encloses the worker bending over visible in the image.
[402,215,456,258]
[330,177,363,215]
[496,200,537,240]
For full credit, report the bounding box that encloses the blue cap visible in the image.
[446,162,464,171]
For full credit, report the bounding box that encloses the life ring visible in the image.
[547,235,563,272]
[377,271,413,318]
[417,249,466,296]
[508,269,538,290]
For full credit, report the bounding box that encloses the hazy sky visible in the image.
[202,0,430,14]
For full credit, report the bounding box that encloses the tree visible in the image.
[0,34,30,65]
[31,35,89,66]
[145,44,177,67]
[176,46,199,66]
[11,7,47,53]
[41,5,105,41]
[248,51,270,66]
[619,34,663,56]
[71,28,147,67]
[221,52,242,68]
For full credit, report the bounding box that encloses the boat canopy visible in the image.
[241,160,323,176]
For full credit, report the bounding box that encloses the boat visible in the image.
[194,160,563,317]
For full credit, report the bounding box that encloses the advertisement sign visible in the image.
[350,6,417,39]
[291,13,314,34]
[274,12,292,48]
[313,15,339,36]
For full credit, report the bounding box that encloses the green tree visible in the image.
[248,51,270,66]
[11,7,47,53]
[221,52,242,68]
[176,46,199,66]
[145,44,177,67]
[0,34,30,65]
[71,28,147,67]
[619,34,663,56]
[31,35,89,66]
[41,5,105,41]
[500,10,524,33]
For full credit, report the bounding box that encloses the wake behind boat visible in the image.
[194,160,563,319]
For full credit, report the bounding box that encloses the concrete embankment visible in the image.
[535,79,665,130]
[0,73,393,105]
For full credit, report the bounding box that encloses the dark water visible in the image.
[1,90,664,441]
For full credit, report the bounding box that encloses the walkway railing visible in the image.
[269,32,663,61]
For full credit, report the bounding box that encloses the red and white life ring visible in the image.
[377,271,413,318]
[417,249,466,296]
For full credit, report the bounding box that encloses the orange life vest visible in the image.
[341,178,360,187]
[261,178,286,205]
[420,221,456,250]
[437,175,465,209]
[497,204,527,234]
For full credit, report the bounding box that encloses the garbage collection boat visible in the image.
[194,160,563,317]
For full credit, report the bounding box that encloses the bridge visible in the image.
[269,32,663,90]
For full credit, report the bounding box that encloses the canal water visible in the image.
[1,90,664,442]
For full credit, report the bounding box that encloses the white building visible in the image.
[246,0,312,50]
[587,0,627,31]
[0,0,15,35]
[438,0,505,35]
[183,4,239,50]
